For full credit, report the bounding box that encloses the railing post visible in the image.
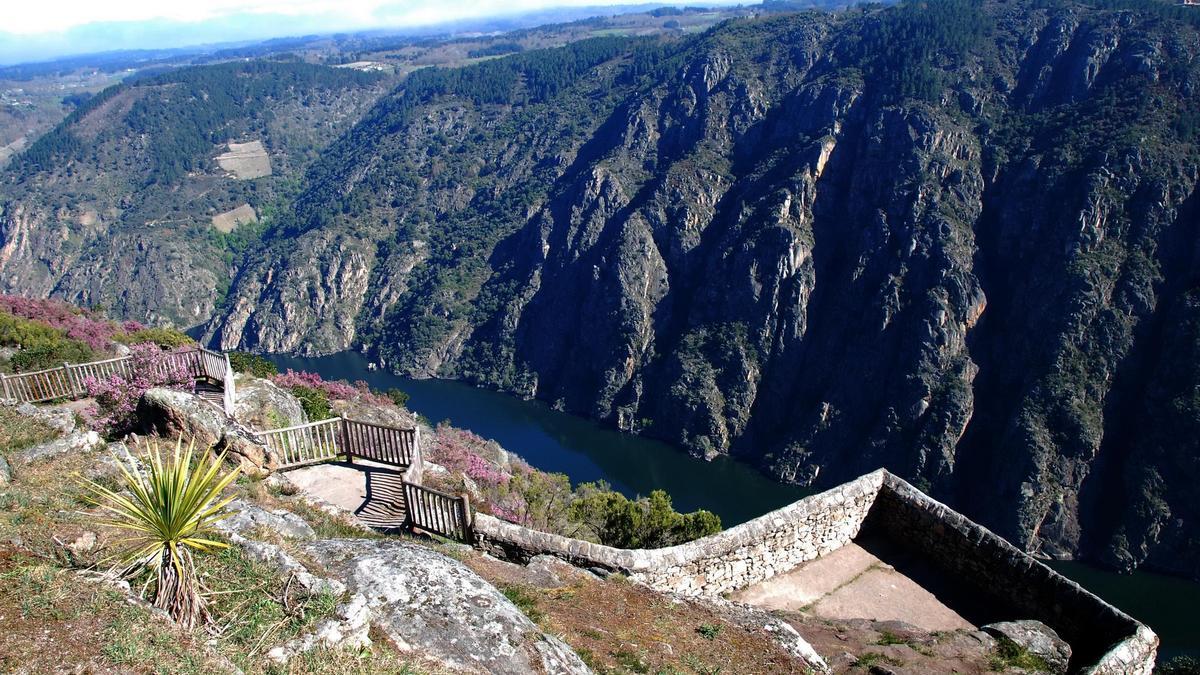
[0,373,9,402]
[459,493,473,544]
[340,419,352,463]
[401,482,414,529]
[222,353,236,416]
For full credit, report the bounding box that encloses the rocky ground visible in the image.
[0,370,1079,674]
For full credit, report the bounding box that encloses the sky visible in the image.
[0,0,699,65]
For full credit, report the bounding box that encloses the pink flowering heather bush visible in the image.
[85,343,192,436]
[426,425,576,534]
[271,369,392,405]
[0,294,122,352]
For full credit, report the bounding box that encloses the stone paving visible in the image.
[730,536,977,632]
[285,459,407,529]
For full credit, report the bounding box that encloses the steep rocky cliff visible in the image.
[208,0,1200,578]
[8,0,1200,580]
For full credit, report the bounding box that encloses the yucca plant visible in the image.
[76,438,240,628]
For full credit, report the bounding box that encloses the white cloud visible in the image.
[5,0,672,35]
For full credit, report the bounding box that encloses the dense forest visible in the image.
[12,61,380,184]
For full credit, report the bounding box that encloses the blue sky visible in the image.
[1,0,708,65]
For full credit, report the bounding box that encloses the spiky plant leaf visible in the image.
[75,437,240,627]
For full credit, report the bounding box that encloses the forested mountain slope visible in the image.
[0,61,384,326]
[4,0,1200,580]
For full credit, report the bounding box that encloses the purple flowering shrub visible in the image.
[0,294,123,352]
[85,343,192,436]
[427,425,575,533]
[271,369,392,406]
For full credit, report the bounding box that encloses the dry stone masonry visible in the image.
[473,469,1158,673]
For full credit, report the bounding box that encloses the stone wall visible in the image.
[472,468,1158,673]
[866,474,1158,675]
[474,470,885,596]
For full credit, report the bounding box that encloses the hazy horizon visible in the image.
[0,0,744,66]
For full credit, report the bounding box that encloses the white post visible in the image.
[222,353,236,417]
[0,373,10,402]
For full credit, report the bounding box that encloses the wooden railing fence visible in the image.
[253,417,421,469]
[0,346,234,415]
[6,342,475,542]
[403,482,473,543]
[253,417,471,541]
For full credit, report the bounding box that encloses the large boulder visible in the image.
[302,538,592,675]
[982,620,1071,674]
[136,388,277,476]
[232,375,306,431]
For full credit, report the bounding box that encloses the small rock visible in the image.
[0,454,10,486]
[13,430,102,464]
[67,531,97,554]
[982,620,1071,674]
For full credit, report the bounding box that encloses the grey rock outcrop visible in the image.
[982,620,1071,674]
[14,402,75,434]
[302,538,592,675]
[330,398,417,429]
[12,430,102,464]
[232,375,306,430]
[216,498,317,540]
[136,388,276,475]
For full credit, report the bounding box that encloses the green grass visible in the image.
[876,630,905,645]
[500,584,545,624]
[854,651,905,669]
[988,637,1051,672]
[0,405,58,455]
[613,646,650,673]
[696,623,722,640]
[161,543,341,670]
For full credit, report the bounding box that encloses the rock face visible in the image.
[982,620,1071,674]
[302,538,592,675]
[197,0,1200,579]
[4,0,1200,578]
[0,62,381,328]
[232,375,306,430]
[136,388,276,475]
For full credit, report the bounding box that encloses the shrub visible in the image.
[272,369,392,408]
[118,326,194,348]
[0,294,119,351]
[385,387,410,407]
[228,351,278,378]
[0,311,96,372]
[427,424,721,547]
[85,343,192,436]
[75,438,240,628]
[290,384,333,421]
[569,483,721,549]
